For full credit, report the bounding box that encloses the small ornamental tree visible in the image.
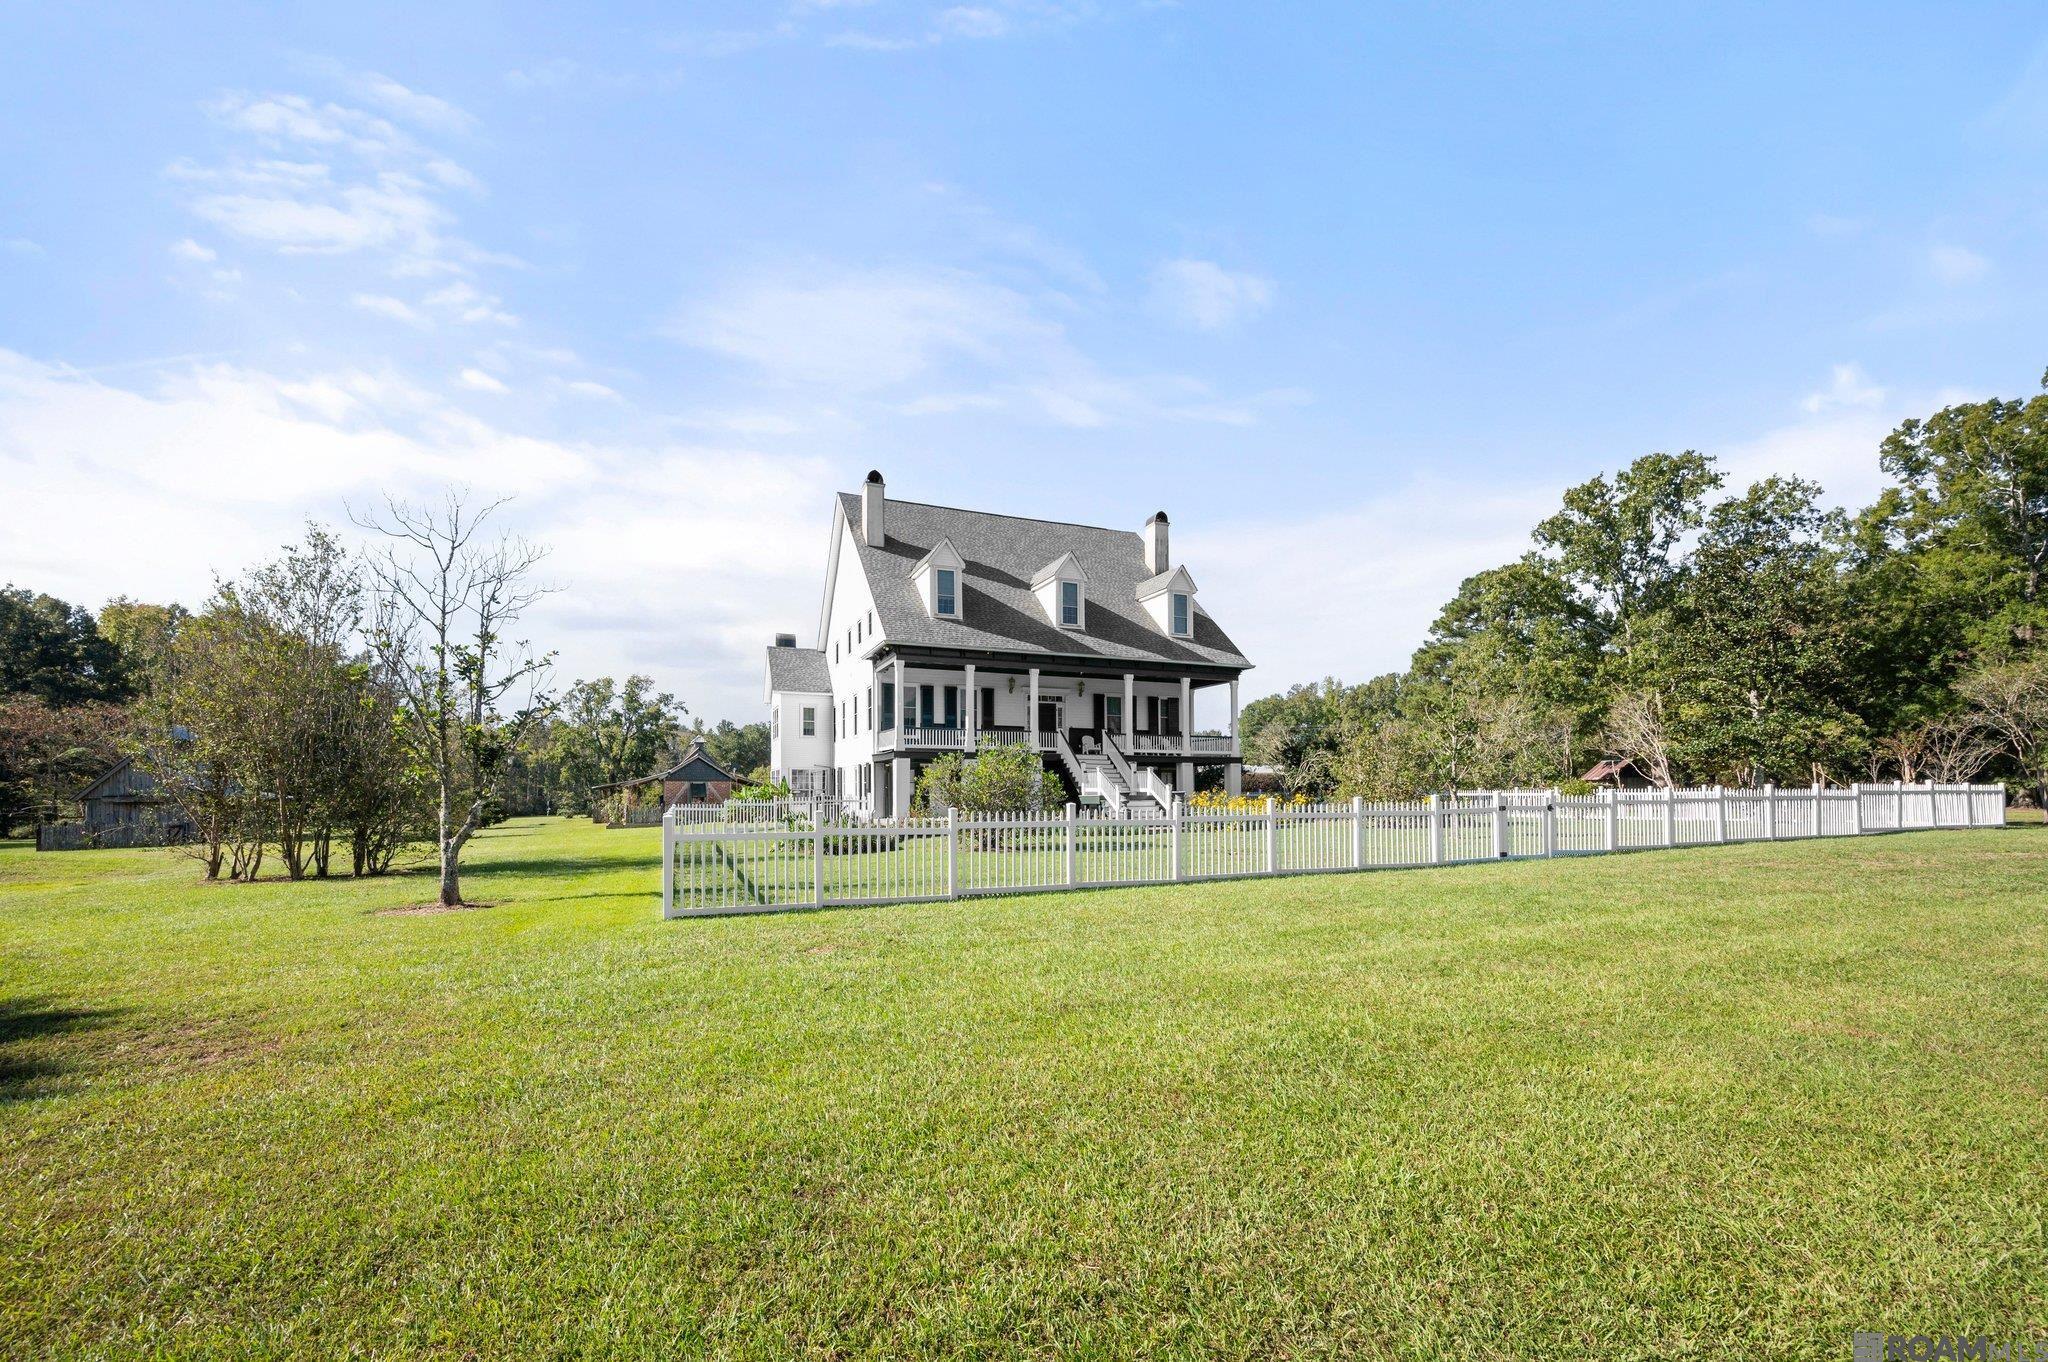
[912,741,1045,815]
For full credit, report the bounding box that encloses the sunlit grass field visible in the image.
[4,815,2046,1357]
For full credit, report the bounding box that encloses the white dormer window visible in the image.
[1136,564,1198,639]
[911,538,967,621]
[1031,551,1089,631]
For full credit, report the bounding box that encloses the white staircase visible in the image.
[1049,732,1165,816]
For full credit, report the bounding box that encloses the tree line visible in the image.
[1,492,766,901]
[1240,374,2048,804]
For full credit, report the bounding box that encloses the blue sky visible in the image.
[6,3,2048,723]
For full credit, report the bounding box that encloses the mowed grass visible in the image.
[3,818,2047,1359]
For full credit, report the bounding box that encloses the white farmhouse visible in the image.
[766,472,1253,818]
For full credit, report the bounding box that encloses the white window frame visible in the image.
[801,706,816,737]
[935,567,959,618]
[1171,592,1191,637]
[1059,579,1083,629]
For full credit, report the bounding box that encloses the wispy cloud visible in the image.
[171,82,501,288]
[3,237,44,256]
[672,260,1284,429]
[1147,258,1274,331]
[458,366,509,393]
[352,292,430,326]
[1800,362,1884,414]
[1928,244,1990,285]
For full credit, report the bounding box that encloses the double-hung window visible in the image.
[935,568,957,617]
[1060,580,1080,627]
[1171,592,1190,637]
[801,706,816,737]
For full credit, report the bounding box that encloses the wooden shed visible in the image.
[591,742,740,824]
[73,756,196,847]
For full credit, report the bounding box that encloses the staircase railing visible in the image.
[1054,729,1123,813]
[1107,734,1175,811]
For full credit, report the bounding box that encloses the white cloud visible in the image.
[1800,362,1885,414]
[169,238,218,264]
[353,292,430,326]
[561,379,622,401]
[458,367,509,393]
[677,265,1056,391]
[936,6,1011,38]
[349,73,476,135]
[673,261,1284,429]
[424,280,518,326]
[1148,258,1274,331]
[5,237,47,256]
[0,348,825,722]
[1929,244,1990,285]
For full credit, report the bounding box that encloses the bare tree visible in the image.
[357,492,553,906]
[1604,690,1674,788]
[1959,661,2048,808]
[1918,715,2002,784]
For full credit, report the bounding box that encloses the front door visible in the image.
[1036,696,1064,737]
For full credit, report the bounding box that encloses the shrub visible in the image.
[913,742,1045,815]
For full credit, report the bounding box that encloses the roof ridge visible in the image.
[842,490,1139,538]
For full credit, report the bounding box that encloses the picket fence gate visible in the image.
[659,781,2008,919]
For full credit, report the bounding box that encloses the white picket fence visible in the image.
[659,781,2007,918]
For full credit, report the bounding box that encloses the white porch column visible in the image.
[1176,760,1195,794]
[893,656,906,735]
[1180,677,1192,755]
[1228,677,1240,756]
[891,756,912,819]
[1225,763,1243,797]
[1029,668,1040,748]
[1122,673,1134,743]
[965,662,977,753]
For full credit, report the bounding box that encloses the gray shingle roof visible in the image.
[841,493,1251,670]
[765,645,830,693]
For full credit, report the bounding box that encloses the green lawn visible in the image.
[4,818,2046,1358]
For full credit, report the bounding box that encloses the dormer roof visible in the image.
[1136,565,1197,599]
[909,537,965,575]
[1031,551,1089,590]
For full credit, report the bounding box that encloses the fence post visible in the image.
[660,807,676,918]
[1604,789,1618,852]
[1491,792,1507,859]
[1712,786,1727,843]
[1427,794,1443,864]
[1170,797,1183,881]
[812,814,825,909]
[1661,787,1675,847]
[945,807,958,899]
[1848,783,1864,836]
[1763,784,1778,839]
[1265,796,1278,874]
[1065,802,1077,887]
[1542,793,1557,858]
[1962,783,1978,828]
[1351,796,1364,870]
[1892,779,1903,829]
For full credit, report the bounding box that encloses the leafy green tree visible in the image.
[0,697,131,834]
[1533,451,1724,674]
[1653,479,1867,784]
[1879,376,2048,656]
[97,598,188,695]
[551,676,688,811]
[0,586,131,704]
[696,719,769,779]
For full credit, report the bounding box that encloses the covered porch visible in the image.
[867,648,1246,818]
